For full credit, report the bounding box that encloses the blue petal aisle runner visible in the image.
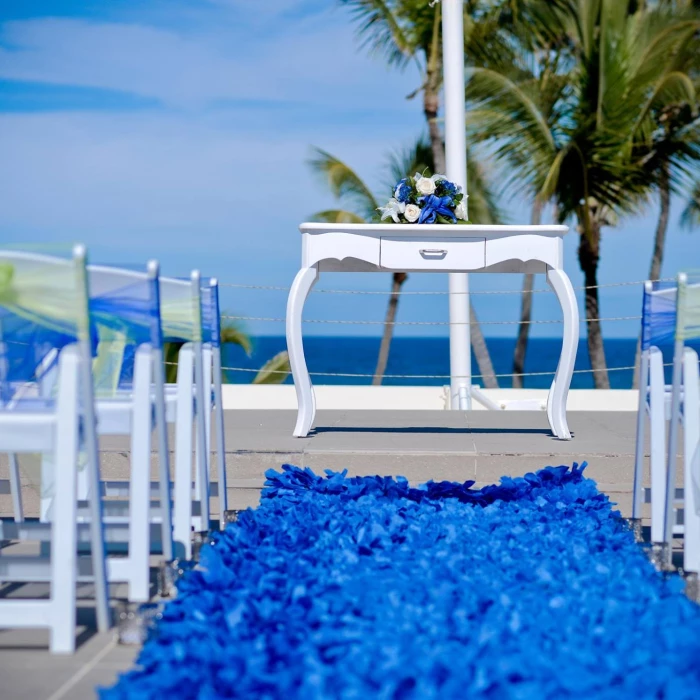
[103,464,700,699]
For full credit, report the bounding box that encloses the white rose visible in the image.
[404,203,421,223]
[415,176,436,196]
[455,200,468,221]
[378,198,406,223]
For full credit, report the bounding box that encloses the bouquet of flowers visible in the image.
[378,172,468,224]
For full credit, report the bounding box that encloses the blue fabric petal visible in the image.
[101,463,700,699]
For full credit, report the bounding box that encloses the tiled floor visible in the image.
[0,409,667,697]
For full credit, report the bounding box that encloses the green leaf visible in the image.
[220,321,252,356]
[252,351,291,385]
[308,147,378,221]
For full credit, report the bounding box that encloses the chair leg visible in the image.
[193,341,210,532]
[50,348,80,654]
[152,347,174,562]
[193,347,213,505]
[126,346,153,602]
[632,352,650,521]
[664,341,685,547]
[212,347,228,520]
[683,349,700,573]
[173,345,194,559]
[8,454,24,523]
[40,453,54,523]
[649,349,667,544]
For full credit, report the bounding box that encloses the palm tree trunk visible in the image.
[373,272,408,385]
[578,212,609,389]
[470,303,498,388]
[632,171,671,388]
[424,88,446,175]
[424,4,446,176]
[512,198,543,388]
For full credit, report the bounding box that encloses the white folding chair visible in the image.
[87,261,174,601]
[632,280,678,549]
[200,277,228,524]
[0,246,110,653]
[160,272,210,559]
[10,261,176,603]
[663,272,700,575]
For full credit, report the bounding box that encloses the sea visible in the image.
[222,336,685,390]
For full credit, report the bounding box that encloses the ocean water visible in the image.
[222,336,684,389]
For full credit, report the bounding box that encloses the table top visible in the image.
[299,222,570,239]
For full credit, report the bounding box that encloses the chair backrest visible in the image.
[641,280,677,352]
[663,272,700,544]
[159,271,203,345]
[200,278,221,349]
[675,272,700,344]
[88,262,161,395]
[0,247,92,406]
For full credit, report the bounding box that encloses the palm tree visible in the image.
[682,180,700,228]
[466,0,700,388]
[465,4,570,386]
[164,321,290,384]
[339,0,506,386]
[308,139,501,385]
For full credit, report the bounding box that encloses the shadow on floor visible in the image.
[311,426,554,436]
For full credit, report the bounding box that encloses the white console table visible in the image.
[286,223,579,439]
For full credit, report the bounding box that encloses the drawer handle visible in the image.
[420,248,448,258]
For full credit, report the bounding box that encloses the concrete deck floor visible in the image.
[0,409,664,698]
[94,409,655,518]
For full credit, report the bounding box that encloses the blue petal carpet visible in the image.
[103,464,700,699]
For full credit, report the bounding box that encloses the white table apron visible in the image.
[286,223,579,440]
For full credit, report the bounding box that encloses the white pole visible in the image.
[441,0,471,409]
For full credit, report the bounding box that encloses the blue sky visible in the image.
[1,0,698,340]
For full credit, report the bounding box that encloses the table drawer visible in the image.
[380,236,486,271]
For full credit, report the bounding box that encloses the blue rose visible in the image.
[418,194,457,224]
[437,179,458,197]
[394,178,412,203]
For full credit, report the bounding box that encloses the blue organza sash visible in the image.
[641,281,677,351]
[200,279,221,348]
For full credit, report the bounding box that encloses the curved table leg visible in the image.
[547,268,579,440]
[546,376,557,437]
[286,266,319,437]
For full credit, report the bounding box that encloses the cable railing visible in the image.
[179,362,665,381]
[213,273,663,383]
[221,314,641,326]
[219,277,673,295]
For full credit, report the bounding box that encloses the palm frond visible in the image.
[681,180,700,229]
[252,351,290,385]
[386,137,434,186]
[310,209,368,224]
[465,154,505,225]
[339,0,415,68]
[220,321,252,356]
[308,147,379,220]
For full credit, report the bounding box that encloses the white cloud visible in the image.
[0,12,419,108]
[0,109,416,252]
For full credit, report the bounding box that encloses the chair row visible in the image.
[0,245,228,652]
[633,272,700,574]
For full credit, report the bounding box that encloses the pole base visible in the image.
[625,518,644,543]
[157,559,179,598]
[223,509,243,525]
[650,542,673,571]
[116,602,164,646]
[685,572,700,603]
[191,530,211,561]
